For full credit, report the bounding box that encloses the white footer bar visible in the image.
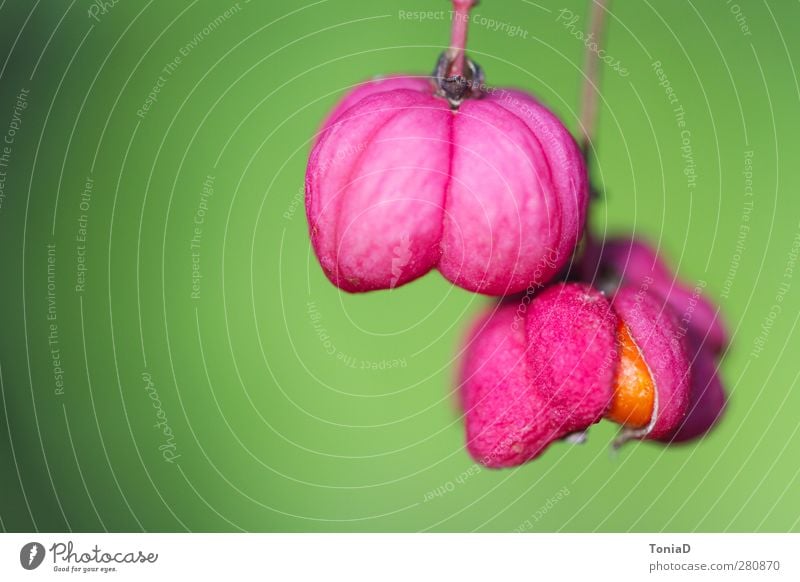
[1,533,796,581]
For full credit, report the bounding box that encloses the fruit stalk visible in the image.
[448,0,477,78]
[579,0,610,161]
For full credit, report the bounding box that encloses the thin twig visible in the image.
[449,0,478,77]
[579,0,610,162]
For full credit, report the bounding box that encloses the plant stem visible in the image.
[449,0,477,77]
[579,0,610,161]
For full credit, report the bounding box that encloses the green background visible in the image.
[0,0,798,532]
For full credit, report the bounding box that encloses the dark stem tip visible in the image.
[432,51,485,108]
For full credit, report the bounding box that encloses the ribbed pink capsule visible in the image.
[306,75,588,295]
[460,283,618,468]
[657,336,726,443]
[583,237,728,354]
[525,283,618,433]
[460,304,564,468]
[611,286,692,442]
[581,236,728,442]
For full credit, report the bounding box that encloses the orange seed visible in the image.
[606,320,655,428]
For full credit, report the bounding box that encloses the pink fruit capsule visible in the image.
[583,237,728,354]
[306,73,587,294]
[460,283,619,468]
[609,286,691,443]
[656,336,726,443]
[580,237,728,443]
[459,281,709,466]
[525,283,618,433]
[460,304,564,468]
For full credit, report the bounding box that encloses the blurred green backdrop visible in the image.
[0,0,798,532]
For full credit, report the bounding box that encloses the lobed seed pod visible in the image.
[580,238,729,443]
[460,283,621,468]
[458,280,725,466]
[306,75,588,295]
[609,286,691,442]
[582,237,728,354]
[460,304,564,468]
[656,338,727,443]
[525,282,618,434]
